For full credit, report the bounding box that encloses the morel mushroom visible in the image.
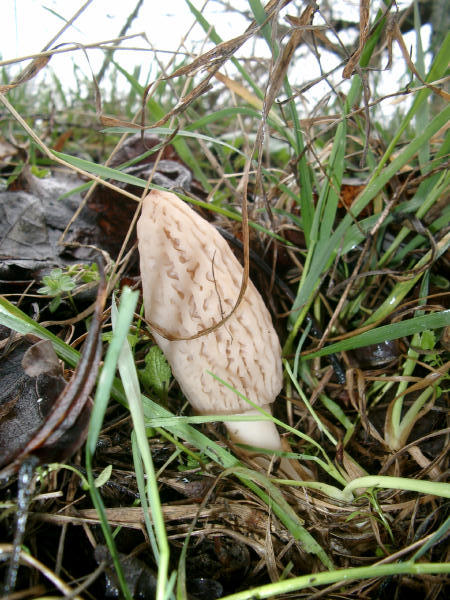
[138,190,295,473]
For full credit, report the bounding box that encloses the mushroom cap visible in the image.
[137,190,283,415]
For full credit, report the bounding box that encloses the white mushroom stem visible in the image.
[225,409,305,480]
[137,190,302,479]
[225,406,282,451]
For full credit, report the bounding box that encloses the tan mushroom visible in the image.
[137,190,298,477]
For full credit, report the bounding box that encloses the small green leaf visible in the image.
[37,284,52,295]
[80,263,99,283]
[94,464,113,488]
[30,165,50,178]
[58,275,76,292]
[139,345,172,398]
[420,330,436,350]
[49,296,62,312]
[38,269,76,297]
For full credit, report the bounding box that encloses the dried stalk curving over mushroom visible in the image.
[137,190,301,479]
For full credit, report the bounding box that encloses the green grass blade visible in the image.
[219,562,450,600]
[111,295,171,600]
[85,288,139,600]
[410,516,450,562]
[0,296,79,366]
[103,126,247,156]
[365,231,450,325]
[287,102,450,338]
[303,310,450,359]
[342,476,450,500]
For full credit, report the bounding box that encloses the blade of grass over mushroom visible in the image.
[206,371,347,487]
[303,310,450,359]
[51,150,289,244]
[111,296,171,600]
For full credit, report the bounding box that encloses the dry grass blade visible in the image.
[342,0,371,78]
[0,0,94,94]
[0,55,51,93]
[264,2,317,114]
[386,15,450,101]
[0,544,83,600]
[140,0,288,129]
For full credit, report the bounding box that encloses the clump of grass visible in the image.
[0,1,449,599]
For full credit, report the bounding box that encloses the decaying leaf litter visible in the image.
[0,0,449,598]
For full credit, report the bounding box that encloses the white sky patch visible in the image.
[0,1,432,119]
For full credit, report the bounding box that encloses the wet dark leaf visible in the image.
[0,265,106,479]
[21,339,61,377]
[188,577,223,600]
[186,536,250,585]
[350,340,400,368]
[163,474,214,500]
[0,341,64,466]
[94,545,157,600]
[0,170,99,284]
